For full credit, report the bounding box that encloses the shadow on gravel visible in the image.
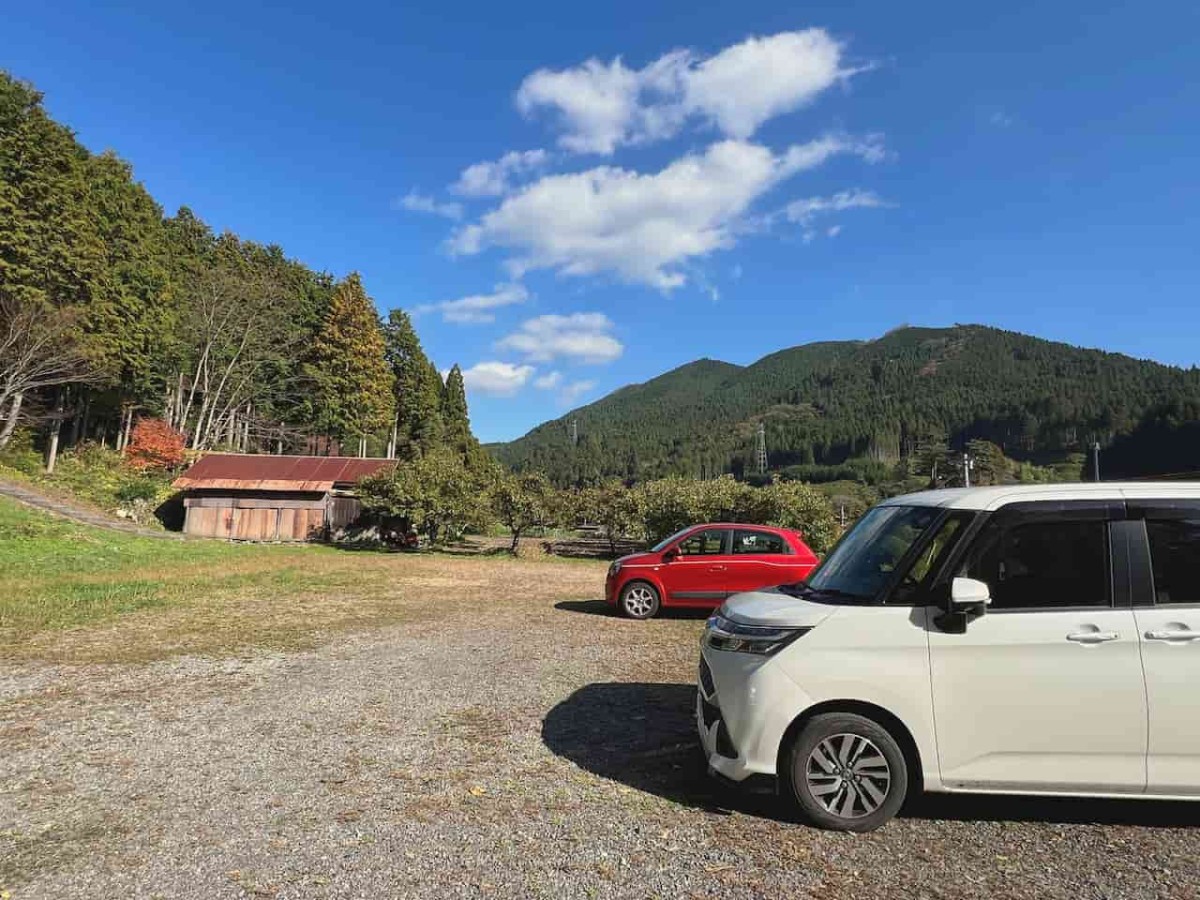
[547,683,1200,831]
[907,793,1200,828]
[553,600,711,620]
[542,681,783,819]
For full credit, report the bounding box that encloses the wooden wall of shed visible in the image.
[182,492,329,542]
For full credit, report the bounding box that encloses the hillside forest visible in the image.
[0,71,479,471]
[495,325,1200,502]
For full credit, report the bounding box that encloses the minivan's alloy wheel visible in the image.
[620,582,660,619]
[806,734,891,819]
[784,713,908,832]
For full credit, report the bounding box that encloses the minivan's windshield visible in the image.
[791,505,942,602]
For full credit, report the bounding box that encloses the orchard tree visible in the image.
[305,273,394,456]
[491,471,556,553]
[574,480,644,554]
[359,447,492,543]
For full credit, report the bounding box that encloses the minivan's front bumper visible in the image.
[696,643,813,783]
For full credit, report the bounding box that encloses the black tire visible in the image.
[782,712,908,832]
[619,581,661,619]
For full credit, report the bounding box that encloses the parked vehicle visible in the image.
[606,524,819,619]
[697,484,1200,831]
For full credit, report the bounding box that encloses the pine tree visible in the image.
[305,273,394,456]
[382,309,442,456]
[440,364,471,454]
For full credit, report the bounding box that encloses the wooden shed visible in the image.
[172,454,395,541]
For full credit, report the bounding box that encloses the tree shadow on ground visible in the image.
[543,682,1200,830]
[553,600,711,619]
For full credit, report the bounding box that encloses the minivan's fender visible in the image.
[769,605,943,793]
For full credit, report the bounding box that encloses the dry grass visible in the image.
[0,495,606,665]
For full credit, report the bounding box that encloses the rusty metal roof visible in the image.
[172,454,396,492]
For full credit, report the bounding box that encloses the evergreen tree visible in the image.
[440,364,472,455]
[305,274,394,455]
[382,309,442,456]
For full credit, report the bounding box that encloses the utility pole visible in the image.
[961,452,974,488]
[1091,441,1102,482]
[754,423,768,476]
[569,419,578,446]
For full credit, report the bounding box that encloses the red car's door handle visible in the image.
[709,565,726,571]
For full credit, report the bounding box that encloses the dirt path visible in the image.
[0,477,181,539]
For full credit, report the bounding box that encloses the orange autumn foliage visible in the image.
[124,418,187,471]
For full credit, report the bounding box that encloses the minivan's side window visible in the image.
[959,517,1110,610]
[1146,519,1200,605]
[678,529,728,556]
[732,529,788,555]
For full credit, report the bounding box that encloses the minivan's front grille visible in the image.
[699,657,715,697]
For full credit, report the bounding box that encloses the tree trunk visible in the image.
[45,389,65,474]
[123,406,135,451]
[67,388,83,447]
[510,528,521,554]
[0,391,23,449]
[79,396,91,447]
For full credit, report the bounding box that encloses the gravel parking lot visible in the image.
[3,560,1199,899]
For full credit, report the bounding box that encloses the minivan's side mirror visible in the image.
[935,577,991,634]
[950,577,991,610]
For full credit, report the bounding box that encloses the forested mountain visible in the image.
[0,71,477,465]
[494,325,1200,485]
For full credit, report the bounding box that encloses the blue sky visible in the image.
[7,1,1199,442]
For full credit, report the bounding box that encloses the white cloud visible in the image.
[784,188,885,224]
[449,135,882,289]
[415,283,528,324]
[456,361,535,396]
[452,149,548,197]
[515,30,856,155]
[558,379,596,406]
[533,370,595,405]
[397,190,463,220]
[826,224,842,238]
[497,313,623,363]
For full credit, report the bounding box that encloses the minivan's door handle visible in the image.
[1145,630,1200,642]
[1066,631,1120,644]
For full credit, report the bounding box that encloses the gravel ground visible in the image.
[2,577,1199,899]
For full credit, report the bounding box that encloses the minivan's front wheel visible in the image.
[783,713,908,832]
[619,581,660,619]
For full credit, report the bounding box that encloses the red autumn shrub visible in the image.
[124,417,187,471]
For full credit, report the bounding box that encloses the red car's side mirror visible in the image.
[662,548,679,562]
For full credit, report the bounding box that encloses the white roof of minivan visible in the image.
[881,482,1200,512]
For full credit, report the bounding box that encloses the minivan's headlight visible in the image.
[705,614,811,656]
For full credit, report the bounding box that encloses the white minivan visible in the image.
[697,483,1200,831]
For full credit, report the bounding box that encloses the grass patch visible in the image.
[0,495,606,664]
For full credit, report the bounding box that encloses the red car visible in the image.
[605,523,819,619]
